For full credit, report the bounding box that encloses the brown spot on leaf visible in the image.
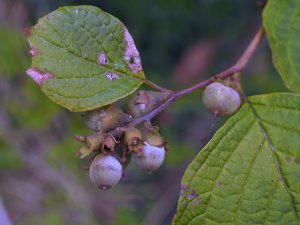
[188,189,198,200]
[26,67,53,86]
[286,156,292,163]
[294,158,300,165]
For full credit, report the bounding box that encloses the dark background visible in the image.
[0,0,287,224]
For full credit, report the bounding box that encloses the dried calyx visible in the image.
[202,82,241,116]
[75,133,119,157]
[124,127,143,153]
[75,133,104,159]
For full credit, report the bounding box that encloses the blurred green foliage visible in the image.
[4,79,60,129]
[0,27,29,77]
[0,0,289,225]
[0,139,22,169]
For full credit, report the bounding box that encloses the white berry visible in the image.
[135,141,165,171]
[203,82,241,116]
[89,154,122,190]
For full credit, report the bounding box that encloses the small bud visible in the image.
[126,95,144,118]
[203,82,241,116]
[126,90,171,118]
[83,105,123,132]
[89,154,122,190]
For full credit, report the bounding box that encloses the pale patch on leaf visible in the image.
[28,47,38,57]
[26,6,146,111]
[187,189,198,201]
[103,71,119,81]
[98,52,108,65]
[26,67,52,86]
[124,28,143,73]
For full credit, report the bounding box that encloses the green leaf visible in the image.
[263,0,300,93]
[0,139,22,169]
[173,93,300,225]
[26,6,145,112]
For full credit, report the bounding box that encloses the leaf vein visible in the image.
[232,139,266,224]
[263,178,279,225]
[249,100,300,223]
[186,115,256,225]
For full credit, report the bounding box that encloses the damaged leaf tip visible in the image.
[124,28,143,74]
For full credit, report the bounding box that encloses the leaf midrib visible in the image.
[180,110,255,225]
[248,100,300,223]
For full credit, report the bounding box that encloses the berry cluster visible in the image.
[76,81,241,190]
[75,91,168,190]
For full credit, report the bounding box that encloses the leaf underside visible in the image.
[173,93,300,225]
[27,6,145,112]
[263,0,300,94]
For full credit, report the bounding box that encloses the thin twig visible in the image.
[129,25,265,127]
[175,26,265,97]
[142,78,171,92]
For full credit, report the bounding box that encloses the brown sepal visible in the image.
[102,135,117,152]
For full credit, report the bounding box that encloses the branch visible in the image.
[141,78,171,92]
[175,25,265,97]
[126,25,265,127]
[103,26,265,139]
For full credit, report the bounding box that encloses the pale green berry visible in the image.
[89,154,122,190]
[203,82,241,116]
